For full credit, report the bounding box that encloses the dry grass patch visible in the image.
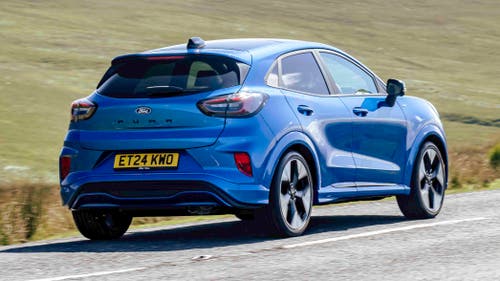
[448,141,500,188]
[0,182,73,245]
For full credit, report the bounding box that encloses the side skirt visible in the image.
[316,183,410,205]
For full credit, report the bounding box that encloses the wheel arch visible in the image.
[404,125,448,188]
[425,134,448,168]
[263,131,321,202]
[285,143,319,199]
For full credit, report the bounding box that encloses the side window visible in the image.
[280,52,329,95]
[266,63,279,87]
[377,79,387,93]
[320,52,377,94]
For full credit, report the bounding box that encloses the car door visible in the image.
[318,51,408,187]
[269,51,356,191]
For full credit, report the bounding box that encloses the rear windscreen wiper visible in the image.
[146,86,186,96]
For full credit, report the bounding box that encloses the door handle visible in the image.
[297,105,314,116]
[353,107,369,117]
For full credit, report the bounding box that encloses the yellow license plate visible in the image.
[114,153,179,169]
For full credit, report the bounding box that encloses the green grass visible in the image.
[0,0,499,181]
[447,178,500,194]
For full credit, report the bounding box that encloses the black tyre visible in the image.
[72,210,132,240]
[260,151,314,237]
[397,142,447,219]
[234,211,255,221]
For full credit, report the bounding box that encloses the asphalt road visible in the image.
[1,190,499,281]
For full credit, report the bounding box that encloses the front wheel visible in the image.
[72,210,132,240]
[260,151,314,237]
[397,142,447,219]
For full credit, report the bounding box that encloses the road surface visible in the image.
[1,190,499,281]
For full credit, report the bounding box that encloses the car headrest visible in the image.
[195,70,223,89]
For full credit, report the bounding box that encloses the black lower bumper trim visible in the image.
[69,180,261,211]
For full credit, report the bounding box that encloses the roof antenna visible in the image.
[187,37,206,49]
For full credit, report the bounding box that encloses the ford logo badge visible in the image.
[135,106,152,115]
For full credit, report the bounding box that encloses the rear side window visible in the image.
[97,55,249,98]
[280,52,329,95]
[266,63,279,87]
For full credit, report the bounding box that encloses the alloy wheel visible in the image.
[278,158,313,231]
[418,148,445,212]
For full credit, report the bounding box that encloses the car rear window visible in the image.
[97,55,249,98]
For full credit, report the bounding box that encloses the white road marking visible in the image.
[23,217,489,280]
[27,267,146,281]
[192,254,214,261]
[283,217,488,249]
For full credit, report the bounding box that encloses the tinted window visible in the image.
[280,52,329,95]
[266,63,279,87]
[377,79,387,93]
[320,53,377,94]
[98,55,249,98]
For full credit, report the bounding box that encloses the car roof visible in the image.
[112,38,342,65]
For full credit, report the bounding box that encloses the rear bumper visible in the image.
[61,172,269,211]
[60,108,281,212]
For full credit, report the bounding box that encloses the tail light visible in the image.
[197,92,268,117]
[71,98,96,122]
[234,152,252,177]
[59,156,71,181]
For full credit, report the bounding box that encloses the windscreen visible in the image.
[97,55,249,98]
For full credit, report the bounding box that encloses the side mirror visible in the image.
[385,79,406,106]
[387,79,406,97]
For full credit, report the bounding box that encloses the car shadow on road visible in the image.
[1,214,406,253]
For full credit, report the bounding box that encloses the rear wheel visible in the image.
[72,210,132,240]
[397,142,446,219]
[260,151,314,237]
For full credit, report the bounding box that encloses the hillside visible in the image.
[1,0,499,183]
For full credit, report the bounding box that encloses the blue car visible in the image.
[60,37,448,239]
